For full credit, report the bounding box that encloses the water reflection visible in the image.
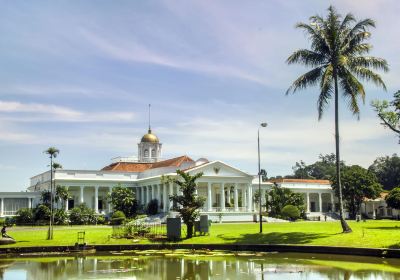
[0,252,399,280]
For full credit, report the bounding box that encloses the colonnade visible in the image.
[136,182,255,213]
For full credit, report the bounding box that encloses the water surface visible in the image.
[0,250,399,279]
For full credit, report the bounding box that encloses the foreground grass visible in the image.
[3,220,400,249]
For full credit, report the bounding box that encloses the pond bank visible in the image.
[0,243,399,258]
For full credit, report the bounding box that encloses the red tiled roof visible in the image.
[101,155,194,172]
[269,178,331,185]
[102,162,152,172]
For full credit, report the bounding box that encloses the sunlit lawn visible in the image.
[3,220,400,249]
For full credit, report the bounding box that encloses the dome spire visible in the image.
[148,103,151,133]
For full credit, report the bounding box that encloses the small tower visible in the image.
[138,104,162,163]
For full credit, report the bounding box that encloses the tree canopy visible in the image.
[332,165,382,219]
[386,187,400,210]
[368,154,400,190]
[266,185,305,219]
[371,90,400,142]
[108,185,138,218]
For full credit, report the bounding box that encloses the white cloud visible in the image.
[0,100,135,123]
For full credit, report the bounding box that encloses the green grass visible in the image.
[3,220,400,249]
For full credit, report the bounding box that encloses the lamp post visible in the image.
[258,122,267,233]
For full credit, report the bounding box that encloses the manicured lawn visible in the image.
[3,220,400,249]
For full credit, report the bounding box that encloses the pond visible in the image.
[0,250,399,279]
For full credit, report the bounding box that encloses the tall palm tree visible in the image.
[286,6,388,233]
[44,147,60,240]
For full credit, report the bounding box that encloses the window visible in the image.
[4,198,29,216]
[144,149,149,157]
[151,149,156,158]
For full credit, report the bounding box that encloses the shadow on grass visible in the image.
[388,243,400,249]
[218,231,333,245]
[364,226,400,230]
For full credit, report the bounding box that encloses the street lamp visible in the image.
[258,122,267,233]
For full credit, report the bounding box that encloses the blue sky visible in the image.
[0,0,399,191]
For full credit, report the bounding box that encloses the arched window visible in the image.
[151,149,156,158]
[144,149,149,157]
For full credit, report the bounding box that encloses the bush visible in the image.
[281,205,301,221]
[15,208,34,225]
[34,204,50,223]
[96,215,106,225]
[146,199,159,215]
[111,211,126,225]
[54,209,69,225]
[5,217,15,227]
[112,221,151,238]
[69,203,97,225]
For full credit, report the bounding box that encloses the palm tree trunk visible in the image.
[334,71,352,233]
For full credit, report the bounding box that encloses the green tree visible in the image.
[55,185,70,209]
[266,185,305,218]
[169,170,205,238]
[368,154,400,190]
[386,187,400,210]
[371,91,400,142]
[44,147,60,239]
[108,185,137,218]
[286,6,388,232]
[332,165,382,219]
[34,204,51,223]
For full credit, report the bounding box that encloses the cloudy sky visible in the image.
[0,0,399,191]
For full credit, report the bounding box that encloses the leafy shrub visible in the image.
[112,221,151,238]
[69,203,97,225]
[34,204,50,223]
[146,199,159,215]
[15,208,34,225]
[111,211,126,225]
[5,216,16,226]
[54,209,69,225]
[281,205,301,221]
[96,215,106,225]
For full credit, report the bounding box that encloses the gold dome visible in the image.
[141,129,159,143]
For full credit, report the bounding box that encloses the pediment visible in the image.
[184,161,252,178]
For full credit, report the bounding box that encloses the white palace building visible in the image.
[0,127,396,221]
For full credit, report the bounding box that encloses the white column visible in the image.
[94,186,99,213]
[247,185,252,212]
[207,182,212,211]
[169,182,174,210]
[177,184,183,196]
[28,197,32,209]
[65,198,69,211]
[243,186,247,209]
[152,185,155,201]
[372,202,376,219]
[331,193,335,212]
[147,186,151,204]
[220,183,226,211]
[80,186,84,204]
[140,186,145,205]
[234,183,239,211]
[157,184,161,204]
[0,198,3,216]
[108,187,112,213]
[306,192,310,212]
[261,189,266,211]
[319,193,322,212]
[163,184,168,212]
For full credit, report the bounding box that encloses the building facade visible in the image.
[2,128,393,221]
